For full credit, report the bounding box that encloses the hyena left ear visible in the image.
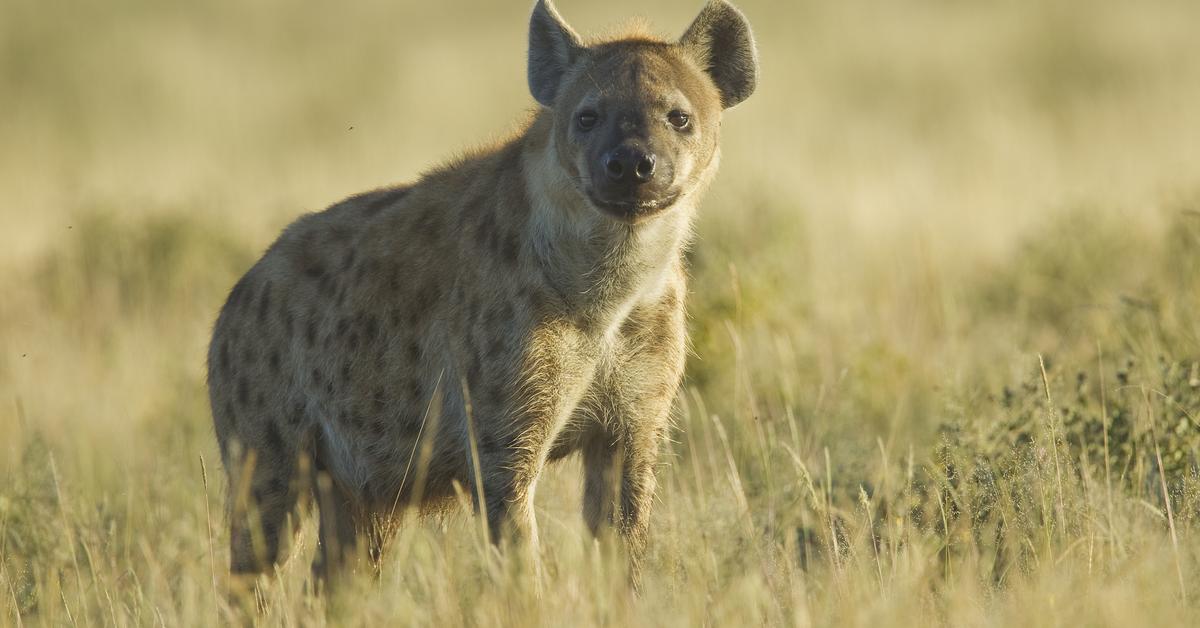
[680,0,759,109]
[528,0,583,108]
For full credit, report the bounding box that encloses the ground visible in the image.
[1,0,1199,625]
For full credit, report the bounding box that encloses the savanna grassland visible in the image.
[2,0,1200,625]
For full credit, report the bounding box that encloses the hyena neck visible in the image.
[519,116,696,331]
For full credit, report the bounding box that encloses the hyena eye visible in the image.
[577,111,598,131]
[668,110,691,130]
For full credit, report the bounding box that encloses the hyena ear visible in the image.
[528,0,583,108]
[679,0,759,108]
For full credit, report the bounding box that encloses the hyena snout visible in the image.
[603,144,656,185]
[589,140,677,220]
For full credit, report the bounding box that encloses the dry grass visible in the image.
[2,0,1199,625]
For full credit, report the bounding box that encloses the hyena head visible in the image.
[528,0,758,223]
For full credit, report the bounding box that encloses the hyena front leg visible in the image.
[615,413,669,584]
[582,302,686,587]
[471,402,565,555]
[468,324,595,556]
[580,407,671,588]
[477,446,543,551]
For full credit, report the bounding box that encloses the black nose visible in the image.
[604,147,656,184]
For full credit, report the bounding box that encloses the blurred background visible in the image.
[5,0,1198,253]
[2,0,1199,624]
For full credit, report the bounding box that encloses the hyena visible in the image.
[207,0,757,589]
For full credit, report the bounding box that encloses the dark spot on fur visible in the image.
[348,332,360,351]
[305,320,318,347]
[263,515,283,540]
[373,350,386,371]
[254,391,265,409]
[416,211,442,241]
[407,341,420,362]
[265,421,285,451]
[414,283,439,311]
[389,309,403,329]
[487,336,505,359]
[336,318,350,338]
[280,304,295,337]
[340,362,352,383]
[361,187,408,217]
[480,432,502,453]
[342,249,357,273]
[353,259,373,284]
[236,378,250,407]
[290,402,304,425]
[240,285,256,313]
[391,412,416,436]
[502,233,520,265]
[526,287,549,312]
[323,225,354,246]
[219,342,231,372]
[302,259,325,281]
[257,281,272,323]
[370,420,387,436]
[388,268,404,293]
[476,212,496,248]
[488,229,503,257]
[408,378,421,401]
[487,302,513,327]
[486,383,505,406]
[659,305,677,330]
[267,476,287,496]
[457,199,480,234]
[227,276,251,309]
[363,315,379,341]
[468,357,482,383]
[268,351,281,374]
[663,287,680,308]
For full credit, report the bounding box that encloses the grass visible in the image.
[2,0,1199,625]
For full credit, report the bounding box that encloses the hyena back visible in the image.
[207,0,757,589]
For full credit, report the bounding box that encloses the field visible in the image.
[3,0,1200,625]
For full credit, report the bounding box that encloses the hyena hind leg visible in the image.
[225,444,306,610]
[308,439,384,593]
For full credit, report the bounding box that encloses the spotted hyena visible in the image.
[207,0,757,589]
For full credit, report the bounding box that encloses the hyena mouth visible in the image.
[587,191,681,222]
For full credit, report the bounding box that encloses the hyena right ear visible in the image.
[680,0,759,109]
[528,0,583,107]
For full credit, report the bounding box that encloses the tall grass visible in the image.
[2,0,1199,625]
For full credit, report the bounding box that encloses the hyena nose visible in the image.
[604,147,656,184]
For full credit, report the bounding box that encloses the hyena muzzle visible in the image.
[207,0,757,592]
